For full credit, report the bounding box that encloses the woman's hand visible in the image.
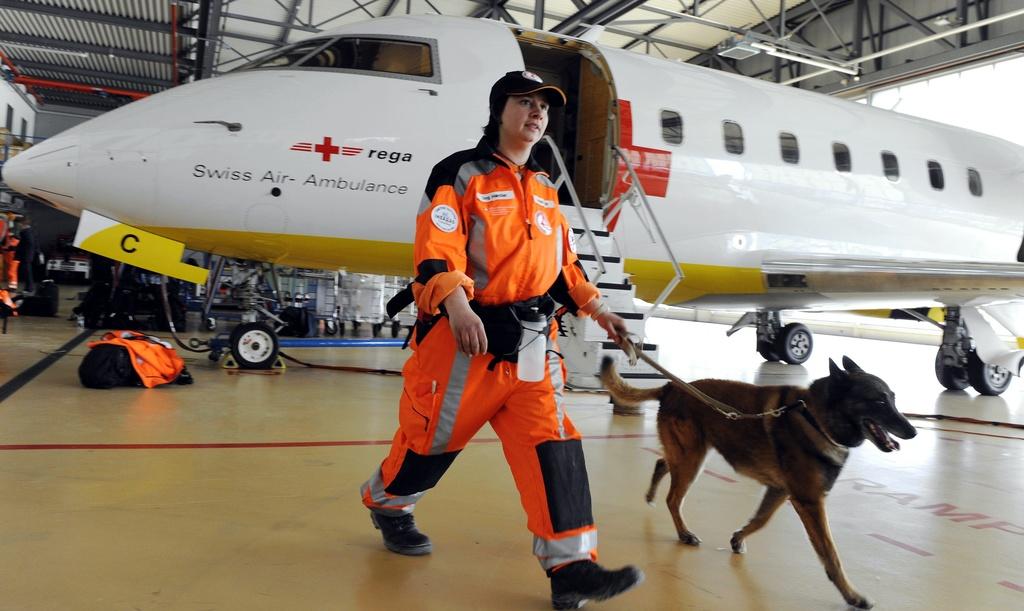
[443,289,488,357]
[595,310,628,342]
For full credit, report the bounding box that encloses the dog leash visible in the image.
[614,334,805,420]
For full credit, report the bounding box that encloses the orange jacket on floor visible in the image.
[89,331,185,388]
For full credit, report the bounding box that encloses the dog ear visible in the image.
[842,356,863,373]
[829,358,844,378]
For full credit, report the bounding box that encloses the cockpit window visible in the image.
[240,35,438,83]
[304,37,434,78]
[242,39,335,70]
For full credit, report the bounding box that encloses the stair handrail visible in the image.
[540,135,605,282]
[612,146,685,317]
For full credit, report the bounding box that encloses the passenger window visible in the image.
[303,37,434,78]
[968,168,983,196]
[243,39,335,70]
[780,132,799,164]
[832,142,851,172]
[723,121,744,155]
[927,160,944,190]
[881,151,899,182]
[661,110,683,145]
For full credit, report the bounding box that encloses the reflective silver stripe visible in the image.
[554,228,563,273]
[417,193,433,215]
[468,213,489,291]
[534,174,556,189]
[361,466,422,515]
[547,335,566,439]
[430,351,471,454]
[455,160,494,200]
[533,530,599,569]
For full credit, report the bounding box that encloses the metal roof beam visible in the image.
[0,31,176,64]
[877,0,956,50]
[221,10,320,35]
[0,0,197,36]
[551,0,642,35]
[12,59,171,88]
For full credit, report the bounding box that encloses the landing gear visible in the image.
[229,322,280,369]
[775,322,812,365]
[730,312,813,365]
[966,350,1012,396]
[935,306,1012,396]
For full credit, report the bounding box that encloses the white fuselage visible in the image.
[5,15,1024,311]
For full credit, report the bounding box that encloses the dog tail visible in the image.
[600,356,667,406]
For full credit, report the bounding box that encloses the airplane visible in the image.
[4,14,1024,394]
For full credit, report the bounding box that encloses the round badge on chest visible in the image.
[534,211,553,236]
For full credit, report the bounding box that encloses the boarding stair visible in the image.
[540,136,669,389]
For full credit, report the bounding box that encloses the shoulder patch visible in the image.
[567,228,577,253]
[431,205,459,233]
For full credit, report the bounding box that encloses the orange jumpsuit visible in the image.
[0,220,16,290]
[361,138,605,570]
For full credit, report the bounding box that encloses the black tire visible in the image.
[324,319,339,336]
[204,317,217,331]
[934,348,969,391]
[757,340,780,362]
[372,322,383,338]
[390,320,401,338]
[229,322,279,369]
[966,350,1011,396]
[774,322,813,365]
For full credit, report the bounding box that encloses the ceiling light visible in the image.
[717,37,760,60]
[1,42,89,58]
[750,42,859,76]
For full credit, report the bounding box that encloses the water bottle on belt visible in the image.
[516,308,547,382]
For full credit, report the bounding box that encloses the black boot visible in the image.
[548,561,644,609]
[370,511,432,556]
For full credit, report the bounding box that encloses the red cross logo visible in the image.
[314,136,340,162]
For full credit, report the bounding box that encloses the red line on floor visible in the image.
[703,469,737,483]
[998,580,1024,593]
[868,533,933,557]
[915,425,1024,441]
[0,433,658,451]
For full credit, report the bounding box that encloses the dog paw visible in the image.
[847,594,873,609]
[729,534,746,554]
[677,532,701,546]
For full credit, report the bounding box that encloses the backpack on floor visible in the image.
[79,331,194,389]
[78,344,140,389]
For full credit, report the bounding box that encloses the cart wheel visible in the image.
[204,317,217,331]
[390,320,401,338]
[372,322,383,338]
[352,320,361,336]
[324,319,339,336]
[229,322,279,369]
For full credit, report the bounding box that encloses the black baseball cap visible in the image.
[489,70,567,109]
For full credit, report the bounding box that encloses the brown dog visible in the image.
[600,356,917,609]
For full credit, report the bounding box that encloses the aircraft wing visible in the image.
[762,255,1024,301]
[681,254,1024,314]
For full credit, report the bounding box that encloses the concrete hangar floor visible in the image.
[0,297,1021,611]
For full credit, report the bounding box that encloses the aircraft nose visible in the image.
[2,135,79,208]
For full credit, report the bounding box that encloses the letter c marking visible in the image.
[121,234,139,253]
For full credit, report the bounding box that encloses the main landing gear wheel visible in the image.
[966,350,1011,396]
[757,340,780,362]
[934,348,969,391]
[229,322,280,369]
[775,322,812,365]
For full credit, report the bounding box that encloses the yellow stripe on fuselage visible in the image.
[142,226,762,303]
[624,259,764,303]
[143,227,415,276]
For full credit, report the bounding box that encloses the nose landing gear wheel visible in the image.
[229,322,280,369]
